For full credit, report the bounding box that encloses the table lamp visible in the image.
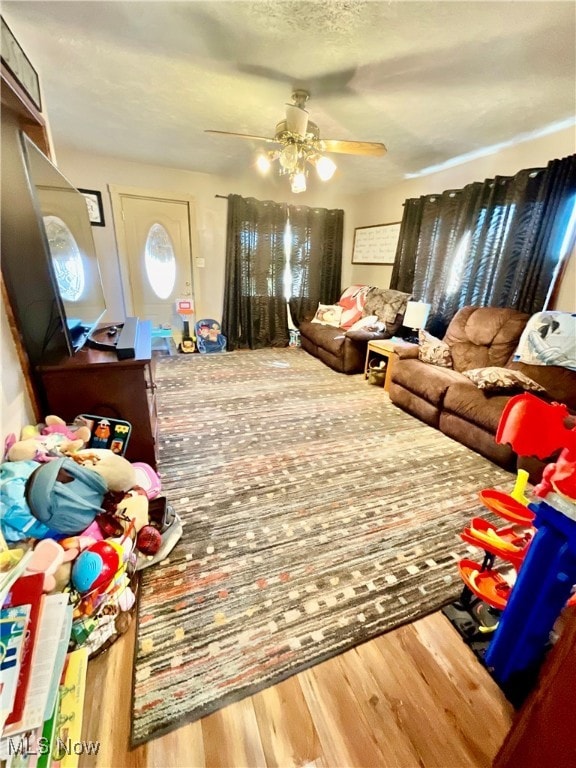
[402,301,431,343]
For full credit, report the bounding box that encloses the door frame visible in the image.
[108,184,201,319]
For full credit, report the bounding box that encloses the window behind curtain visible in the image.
[222,195,344,349]
[392,154,576,337]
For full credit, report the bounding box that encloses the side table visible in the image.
[364,339,414,393]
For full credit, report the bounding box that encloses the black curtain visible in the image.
[288,204,344,326]
[222,195,344,348]
[222,194,288,350]
[391,154,576,337]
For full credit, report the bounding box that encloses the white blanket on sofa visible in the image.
[514,311,576,371]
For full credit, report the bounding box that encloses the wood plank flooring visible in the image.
[79,611,514,768]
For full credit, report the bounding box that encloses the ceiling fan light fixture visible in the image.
[206,91,386,194]
[314,154,337,181]
[285,104,309,136]
[256,153,272,174]
[279,144,299,171]
[290,171,307,194]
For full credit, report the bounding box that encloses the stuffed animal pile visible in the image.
[1,415,182,657]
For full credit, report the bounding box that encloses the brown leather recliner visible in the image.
[389,306,576,472]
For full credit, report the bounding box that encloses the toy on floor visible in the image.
[6,414,91,462]
[479,393,576,688]
[75,414,132,455]
[177,299,196,353]
[195,318,227,353]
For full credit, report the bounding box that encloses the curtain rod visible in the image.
[215,194,228,199]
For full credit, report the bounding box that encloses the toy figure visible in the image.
[195,318,227,353]
[92,419,111,448]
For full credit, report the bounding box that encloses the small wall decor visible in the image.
[78,189,105,227]
[1,16,42,111]
[352,222,401,265]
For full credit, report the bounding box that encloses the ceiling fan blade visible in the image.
[320,139,387,157]
[205,130,278,144]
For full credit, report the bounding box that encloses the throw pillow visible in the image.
[338,285,372,329]
[418,329,453,368]
[463,367,547,393]
[311,304,344,327]
[347,314,380,332]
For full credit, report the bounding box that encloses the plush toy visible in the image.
[70,448,136,492]
[7,415,91,462]
[25,538,77,593]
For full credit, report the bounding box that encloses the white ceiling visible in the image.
[3,1,575,195]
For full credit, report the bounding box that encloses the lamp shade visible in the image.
[403,301,431,330]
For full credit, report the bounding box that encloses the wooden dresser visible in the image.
[37,322,158,468]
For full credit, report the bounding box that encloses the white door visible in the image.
[117,193,194,328]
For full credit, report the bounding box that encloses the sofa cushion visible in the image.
[311,304,343,327]
[443,306,531,372]
[507,361,576,411]
[443,381,511,433]
[418,329,453,368]
[391,358,469,407]
[388,382,442,428]
[462,366,547,394]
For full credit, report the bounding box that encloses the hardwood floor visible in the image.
[79,611,513,768]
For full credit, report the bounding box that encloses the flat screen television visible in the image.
[19,132,107,354]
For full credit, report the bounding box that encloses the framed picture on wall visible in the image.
[78,189,105,227]
[1,16,42,111]
[352,222,401,265]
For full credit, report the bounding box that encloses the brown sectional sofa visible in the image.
[298,287,410,374]
[389,306,576,475]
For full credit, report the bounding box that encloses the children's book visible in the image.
[3,594,71,736]
[0,605,30,732]
[55,648,89,768]
[75,414,132,455]
[3,574,44,729]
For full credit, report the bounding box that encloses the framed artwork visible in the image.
[78,189,105,227]
[352,222,401,265]
[1,16,42,111]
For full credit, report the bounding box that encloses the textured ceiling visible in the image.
[3,1,575,195]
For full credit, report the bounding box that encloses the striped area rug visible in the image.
[131,348,511,745]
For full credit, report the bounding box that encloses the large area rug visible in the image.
[131,348,511,745]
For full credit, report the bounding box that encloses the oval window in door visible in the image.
[43,215,85,302]
[144,223,176,299]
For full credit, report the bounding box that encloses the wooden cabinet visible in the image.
[493,606,576,767]
[37,327,158,469]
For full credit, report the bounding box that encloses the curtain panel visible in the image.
[222,194,288,350]
[288,205,344,326]
[391,154,576,337]
[223,195,344,348]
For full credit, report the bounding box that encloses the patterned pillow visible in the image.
[418,329,453,368]
[338,285,372,329]
[463,367,547,393]
[311,304,344,327]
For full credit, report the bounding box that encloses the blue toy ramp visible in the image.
[195,318,227,353]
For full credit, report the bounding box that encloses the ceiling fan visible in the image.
[205,90,387,193]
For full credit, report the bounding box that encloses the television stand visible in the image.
[36,319,157,468]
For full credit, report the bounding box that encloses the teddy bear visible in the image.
[7,415,91,462]
[69,448,136,492]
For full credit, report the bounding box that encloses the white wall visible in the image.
[343,124,576,310]
[0,295,34,438]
